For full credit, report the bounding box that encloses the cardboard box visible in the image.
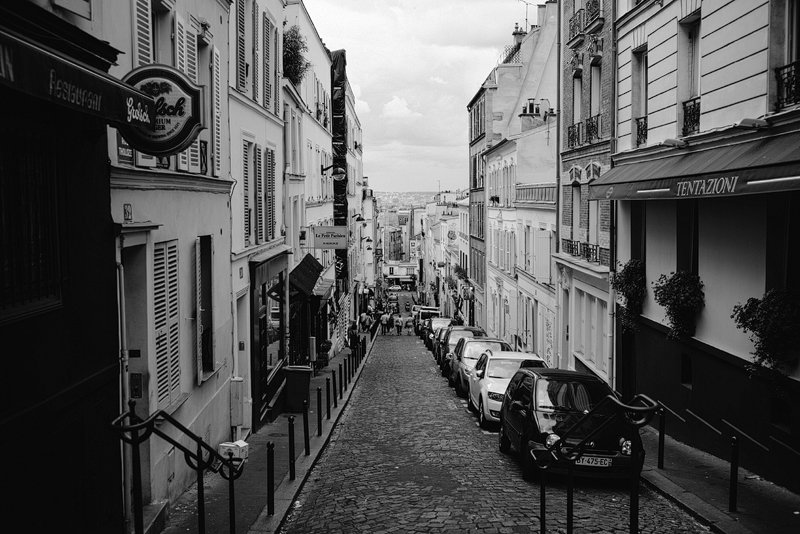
[218,439,249,460]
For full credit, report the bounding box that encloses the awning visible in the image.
[0,27,155,129]
[290,254,324,297]
[590,127,800,200]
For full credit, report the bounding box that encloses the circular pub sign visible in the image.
[117,65,205,156]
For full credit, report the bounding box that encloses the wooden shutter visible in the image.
[175,14,189,171]
[195,236,203,384]
[134,0,152,67]
[266,147,276,239]
[534,230,552,283]
[185,25,201,173]
[273,28,280,114]
[212,46,222,177]
[236,0,246,91]
[252,1,259,103]
[155,241,180,408]
[255,144,264,243]
[263,14,271,109]
[243,141,251,242]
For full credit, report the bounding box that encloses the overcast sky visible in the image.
[304,0,544,193]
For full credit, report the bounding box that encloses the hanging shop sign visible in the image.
[117,64,205,156]
[304,226,349,249]
[0,28,154,129]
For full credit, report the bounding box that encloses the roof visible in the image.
[488,351,544,360]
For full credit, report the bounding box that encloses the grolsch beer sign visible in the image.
[118,65,204,156]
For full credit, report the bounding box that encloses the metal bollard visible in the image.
[729,435,739,512]
[343,358,348,391]
[567,463,574,534]
[288,416,296,480]
[658,408,666,469]
[332,371,338,408]
[540,468,547,534]
[326,378,331,418]
[195,442,206,534]
[630,436,642,534]
[267,441,275,515]
[302,400,310,456]
[317,387,323,436]
[227,452,236,534]
[338,363,343,399]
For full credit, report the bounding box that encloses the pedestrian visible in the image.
[404,315,413,335]
[394,314,403,335]
[380,312,390,334]
[348,321,359,351]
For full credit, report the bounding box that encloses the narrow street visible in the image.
[279,334,709,533]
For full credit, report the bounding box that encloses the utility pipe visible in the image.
[116,245,132,526]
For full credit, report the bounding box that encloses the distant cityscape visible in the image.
[374,190,461,210]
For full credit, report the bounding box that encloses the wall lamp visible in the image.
[734,118,769,129]
[662,138,688,148]
[321,164,346,177]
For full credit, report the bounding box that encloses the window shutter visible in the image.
[195,237,203,385]
[212,46,222,177]
[273,28,280,114]
[186,25,201,173]
[255,144,264,243]
[263,14,271,109]
[243,141,251,242]
[154,241,180,408]
[534,230,552,283]
[134,0,152,67]
[266,147,276,239]
[252,2,259,104]
[175,15,189,171]
[167,242,180,401]
[236,0,246,91]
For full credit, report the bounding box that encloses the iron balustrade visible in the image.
[567,122,583,148]
[562,239,604,263]
[586,0,601,24]
[635,116,648,147]
[682,97,700,136]
[581,242,600,263]
[585,114,601,143]
[776,60,800,110]
[516,183,557,203]
[562,238,581,256]
[568,9,585,42]
[111,400,246,534]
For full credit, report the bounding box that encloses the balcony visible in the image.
[682,97,700,136]
[775,60,800,110]
[562,239,607,265]
[567,9,585,48]
[567,122,583,149]
[635,116,647,147]
[516,183,556,205]
[585,114,601,143]
[585,0,604,33]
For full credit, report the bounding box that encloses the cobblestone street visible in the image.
[279,335,710,533]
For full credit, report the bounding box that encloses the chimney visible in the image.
[538,5,546,29]
[512,23,526,45]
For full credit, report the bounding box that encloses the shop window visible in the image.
[195,235,214,381]
[677,200,699,274]
[766,191,800,293]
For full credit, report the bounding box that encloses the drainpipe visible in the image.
[553,0,562,369]
[607,0,619,392]
[115,240,131,526]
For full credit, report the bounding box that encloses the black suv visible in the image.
[499,368,644,480]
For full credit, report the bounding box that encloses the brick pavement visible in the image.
[279,334,709,533]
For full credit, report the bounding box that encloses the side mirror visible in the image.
[510,400,524,412]
[475,369,484,378]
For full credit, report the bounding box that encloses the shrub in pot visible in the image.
[610,259,646,332]
[652,271,704,339]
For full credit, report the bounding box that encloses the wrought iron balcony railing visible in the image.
[585,114,601,143]
[567,122,583,149]
[568,9,585,43]
[562,239,606,265]
[635,116,648,147]
[516,183,557,204]
[586,0,601,25]
[776,60,800,110]
[682,97,700,136]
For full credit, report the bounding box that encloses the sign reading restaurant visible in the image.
[117,64,205,156]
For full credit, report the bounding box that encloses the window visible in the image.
[676,200,699,274]
[631,201,646,261]
[589,64,601,116]
[175,14,201,173]
[154,240,180,409]
[195,236,214,381]
[766,191,800,293]
[588,200,599,245]
[571,183,581,241]
[212,46,222,176]
[534,230,552,283]
[235,0,247,91]
[632,48,648,146]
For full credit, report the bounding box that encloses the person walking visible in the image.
[404,314,414,335]
[394,314,403,335]
[380,312,390,335]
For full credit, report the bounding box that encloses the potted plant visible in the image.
[652,271,704,339]
[610,259,646,333]
[731,289,800,376]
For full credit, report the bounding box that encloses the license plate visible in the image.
[575,456,611,467]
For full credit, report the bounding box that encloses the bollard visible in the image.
[343,358,348,391]
[332,371,338,408]
[227,452,236,533]
[540,468,547,534]
[338,363,343,399]
[729,435,739,512]
[326,378,331,419]
[658,408,666,469]
[317,387,323,436]
[267,442,274,515]
[288,415,296,480]
[630,436,642,534]
[567,463,574,534]
[195,442,206,534]
[302,400,310,456]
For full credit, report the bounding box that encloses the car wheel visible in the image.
[467,394,477,413]
[498,420,511,454]
[478,399,489,429]
[520,437,536,481]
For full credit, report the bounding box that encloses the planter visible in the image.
[284,365,313,412]
[652,271,704,340]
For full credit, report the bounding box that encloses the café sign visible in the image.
[304,226,348,249]
[117,65,205,156]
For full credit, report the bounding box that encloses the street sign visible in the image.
[303,226,348,249]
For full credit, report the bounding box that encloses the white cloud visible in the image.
[380,96,421,119]
[429,76,447,85]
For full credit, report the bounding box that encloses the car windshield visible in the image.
[489,359,532,378]
[535,379,611,412]
[449,330,484,348]
[431,319,450,329]
[463,341,506,360]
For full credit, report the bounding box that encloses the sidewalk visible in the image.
[160,330,800,534]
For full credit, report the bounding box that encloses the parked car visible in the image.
[449,338,511,395]
[424,317,453,350]
[438,326,487,377]
[414,306,441,336]
[387,284,402,292]
[432,326,450,364]
[499,368,644,480]
[468,351,546,428]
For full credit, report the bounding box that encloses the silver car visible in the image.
[450,338,511,396]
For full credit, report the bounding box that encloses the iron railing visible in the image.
[586,0,601,25]
[585,113,602,143]
[567,122,583,148]
[635,116,648,147]
[682,97,700,136]
[568,9,585,42]
[111,401,245,534]
[776,60,800,110]
[562,238,605,264]
[516,183,557,203]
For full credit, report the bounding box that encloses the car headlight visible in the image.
[545,433,561,449]
[619,438,632,456]
[487,391,504,402]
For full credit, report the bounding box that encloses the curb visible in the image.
[247,333,378,533]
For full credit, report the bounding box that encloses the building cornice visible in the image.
[111,166,233,194]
